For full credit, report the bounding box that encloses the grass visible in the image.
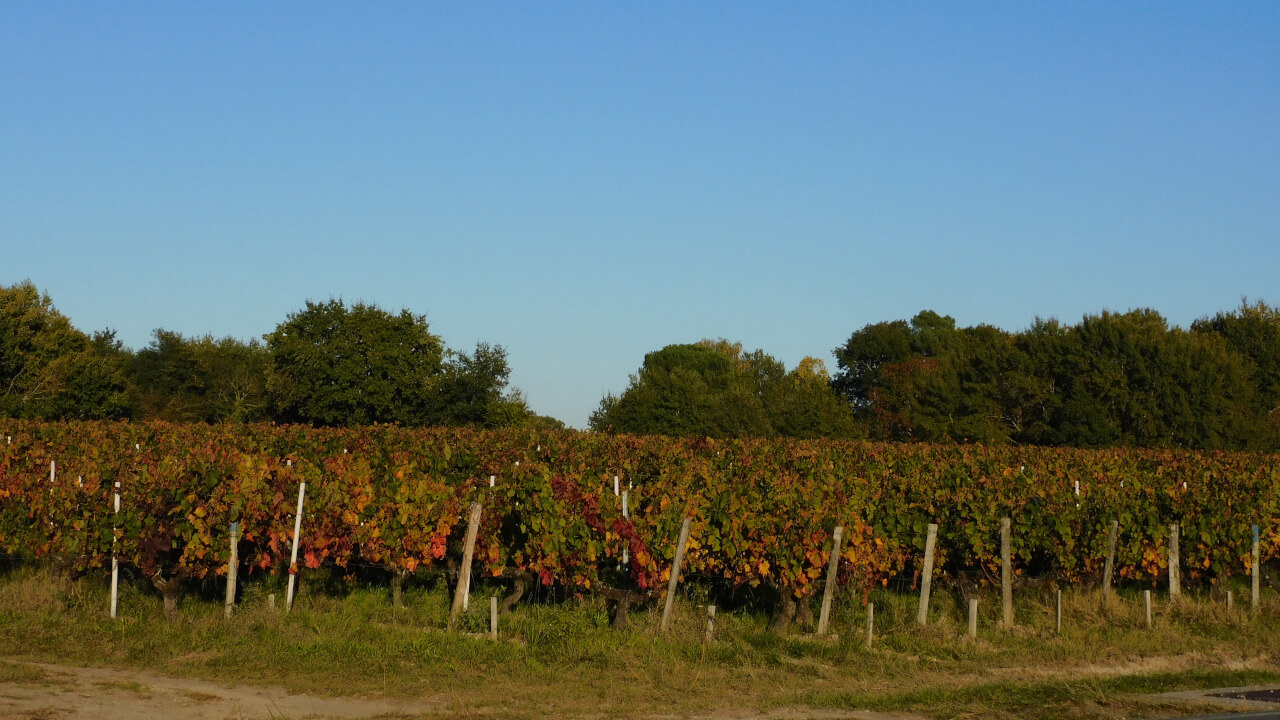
[0,565,1278,719]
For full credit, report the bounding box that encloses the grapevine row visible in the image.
[1,421,1277,618]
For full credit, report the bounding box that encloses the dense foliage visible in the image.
[591,340,858,439]
[834,304,1280,450]
[3,422,1276,620]
[0,282,554,430]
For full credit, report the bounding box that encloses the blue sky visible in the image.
[3,3,1278,427]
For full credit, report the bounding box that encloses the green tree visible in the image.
[265,299,447,426]
[129,330,270,422]
[264,299,522,428]
[1192,299,1280,448]
[831,311,961,440]
[0,281,129,419]
[591,340,856,439]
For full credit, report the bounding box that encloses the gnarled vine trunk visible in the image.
[150,572,183,618]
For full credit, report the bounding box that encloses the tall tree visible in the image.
[1192,299,1280,447]
[264,298,522,428]
[591,340,856,439]
[0,281,129,420]
[129,330,270,423]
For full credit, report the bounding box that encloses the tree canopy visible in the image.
[832,304,1278,450]
[0,282,551,429]
[590,339,858,439]
[0,281,129,420]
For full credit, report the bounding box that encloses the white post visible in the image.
[110,482,121,619]
[968,598,978,639]
[1144,590,1152,628]
[613,475,619,496]
[621,490,630,565]
[286,482,307,611]
[50,460,56,485]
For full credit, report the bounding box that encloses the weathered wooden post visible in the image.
[449,502,483,631]
[1056,589,1062,634]
[660,517,693,632]
[968,598,978,639]
[224,521,239,619]
[916,523,938,626]
[1252,525,1261,614]
[1144,590,1152,628]
[704,605,716,644]
[489,596,498,640]
[1001,517,1014,628]
[1168,524,1181,599]
[1102,520,1119,601]
[816,525,844,636]
[866,602,874,651]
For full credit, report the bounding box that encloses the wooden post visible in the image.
[449,502,484,631]
[223,522,239,619]
[704,605,716,644]
[1144,589,1152,628]
[1227,590,1234,612]
[489,596,498,640]
[1253,525,1261,614]
[968,598,978,639]
[268,593,276,611]
[865,602,874,651]
[916,523,938,626]
[1001,517,1014,628]
[110,482,121,619]
[1056,589,1062,634]
[285,482,307,612]
[1102,520,1119,600]
[1168,524,1181,598]
[816,525,844,636]
[660,517,693,632]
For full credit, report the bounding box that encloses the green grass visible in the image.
[1,565,1278,719]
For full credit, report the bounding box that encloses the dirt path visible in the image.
[0,660,429,720]
[0,660,933,720]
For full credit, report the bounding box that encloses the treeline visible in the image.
[833,307,1280,450]
[5,278,1278,450]
[591,305,1280,451]
[0,281,559,429]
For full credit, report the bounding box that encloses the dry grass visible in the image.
[0,565,1278,719]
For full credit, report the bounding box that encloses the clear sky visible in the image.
[3,3,1278,427]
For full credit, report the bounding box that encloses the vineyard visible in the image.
[1,421,1278,625]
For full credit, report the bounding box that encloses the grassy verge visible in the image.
[0,566,1277,719]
